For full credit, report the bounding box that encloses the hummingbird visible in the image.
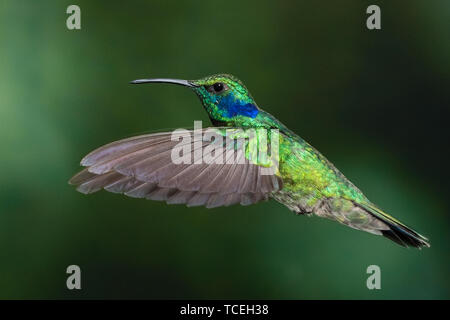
[69,74,430,248]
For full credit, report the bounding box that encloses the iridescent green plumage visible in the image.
[70,74,430,248]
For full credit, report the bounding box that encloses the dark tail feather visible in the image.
[381,224,429,248]
[358,203,430,249]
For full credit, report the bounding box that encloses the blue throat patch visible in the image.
[218,94,258,118]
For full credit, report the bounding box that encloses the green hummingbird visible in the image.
[69,74,430,248]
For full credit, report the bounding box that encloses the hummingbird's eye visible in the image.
[213,82,224,92]
[207,82,228,94]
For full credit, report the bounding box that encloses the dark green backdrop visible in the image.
[0,1,449,299]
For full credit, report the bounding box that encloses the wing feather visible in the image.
[70,128,283,209]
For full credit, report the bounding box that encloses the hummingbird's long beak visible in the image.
[130,78,198,87]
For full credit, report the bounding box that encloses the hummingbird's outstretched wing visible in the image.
[69,128,282,208]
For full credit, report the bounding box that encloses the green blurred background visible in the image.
[0,0,449,299]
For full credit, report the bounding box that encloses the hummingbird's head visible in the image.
[131,74,259,126]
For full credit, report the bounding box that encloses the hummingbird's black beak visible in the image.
[130,78,198,88]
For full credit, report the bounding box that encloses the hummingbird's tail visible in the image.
[357,202,430,248]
